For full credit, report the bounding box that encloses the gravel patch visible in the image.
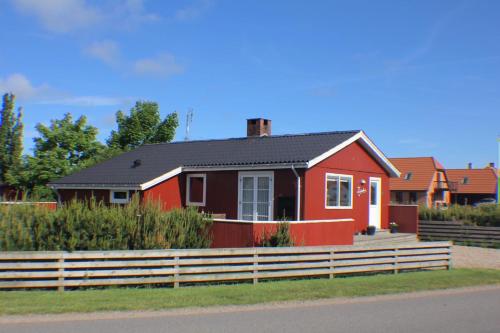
[452,245,500,269]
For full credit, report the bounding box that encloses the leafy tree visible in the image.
[0,93,23,185]
[107,101,179,150]
[24,113,105,197]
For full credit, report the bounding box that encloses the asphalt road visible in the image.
[1,286,499,333]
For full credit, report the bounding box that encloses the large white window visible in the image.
[186,174,206,206]
[110,190,130,204]
[325,173,353,209]
[238,171,274,221]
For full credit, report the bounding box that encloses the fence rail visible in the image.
[419,220,500,247]
[0,242,452,291]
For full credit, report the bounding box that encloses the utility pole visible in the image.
[184,109,193,141]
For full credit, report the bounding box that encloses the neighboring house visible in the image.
[389,157,450,207]
[49,118,400,237]
[445,165,498,205]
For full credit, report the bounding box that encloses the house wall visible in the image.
[58,189,112,203]
[302,142,390,233]
[390,190,428,206]
[142,176,183,211]
[143,169,300,220]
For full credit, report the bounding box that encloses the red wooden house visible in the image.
[49,119,400,247]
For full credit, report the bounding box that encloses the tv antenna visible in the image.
[184,109,193,141]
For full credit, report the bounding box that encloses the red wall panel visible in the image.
[143,176,182,210]
[303,142,390,233]
[389,204,419,233]
[210,220,354,248]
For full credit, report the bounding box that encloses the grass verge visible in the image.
[1,269,499,315]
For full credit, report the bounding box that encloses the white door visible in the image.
[369,177,382,229]
[238,172,274,221]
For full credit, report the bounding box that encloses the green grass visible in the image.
[1,269,499,315]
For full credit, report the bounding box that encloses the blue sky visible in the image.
[0,0,499,169]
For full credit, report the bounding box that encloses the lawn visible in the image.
[1,269,499,315]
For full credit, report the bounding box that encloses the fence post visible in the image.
[394,248,399,274]
[447,244,452,270]
[329,250,335,279]
[174,256,180,288]
[253,252,259,285]
[57,254,65,292]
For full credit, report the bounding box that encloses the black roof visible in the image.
[50,131,360,187]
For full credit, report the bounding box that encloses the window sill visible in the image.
[325,206,353,210]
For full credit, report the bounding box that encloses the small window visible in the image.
[404,172,412,181]
[462,177,469,185]
[110,190,130,204]
[395,191,403,203]
[325,173,353,209]
[186,174,206,206]
[409,192,417,203]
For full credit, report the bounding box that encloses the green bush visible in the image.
[260,222,294,247]
[419,204,500,227]
[0,197,212,251]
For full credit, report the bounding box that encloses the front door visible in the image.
[369,177,382,229]
[238,171,274,221]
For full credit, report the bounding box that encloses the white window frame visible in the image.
[237,171,274,221]
[325,173,353,209]
[110,190,130,204]
[186,173,207,206]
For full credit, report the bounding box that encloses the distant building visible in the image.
[445,164,497,205]
[389,157,451,207]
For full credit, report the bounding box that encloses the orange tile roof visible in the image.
[445,168,498,194]
[389,157,443,191]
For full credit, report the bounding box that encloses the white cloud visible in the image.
[0,73,128,107]
[133,53,184,78]
[11,0,159,33]
[84,40,121,66]
[11,0,101,33]
[39,96,130,107]
[0,73,53,100]
[175,0,213,21]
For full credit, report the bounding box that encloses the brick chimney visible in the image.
[247,118,271,137]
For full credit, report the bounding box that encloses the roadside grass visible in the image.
[1,269,499,315]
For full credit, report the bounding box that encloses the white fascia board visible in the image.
[306,131,401,178]
[140,167,183,190]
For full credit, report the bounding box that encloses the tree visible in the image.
[4,107,24,187]
[107,101,179,150]
[24,113,105,197]
[0,93,23,185]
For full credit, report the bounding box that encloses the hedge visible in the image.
[0,197,212,251]
[419,204,500,227]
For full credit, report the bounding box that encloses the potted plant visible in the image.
[389,222,399,234]
[366,225,376,236]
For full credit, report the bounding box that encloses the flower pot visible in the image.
[390,226,398,234]
[366,226,376,236]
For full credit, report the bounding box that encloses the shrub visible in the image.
[0,197,212,251]
[260,222,294,247]
[419,204,500,227]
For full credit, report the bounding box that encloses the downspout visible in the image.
[291,165,301,221]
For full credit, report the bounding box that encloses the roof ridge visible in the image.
[142,130,361,146]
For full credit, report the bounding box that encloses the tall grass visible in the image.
[0,196,212,251]
[419,204,500,227]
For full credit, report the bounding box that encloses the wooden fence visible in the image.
[419,220,500,247]
[0,242,452,291]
